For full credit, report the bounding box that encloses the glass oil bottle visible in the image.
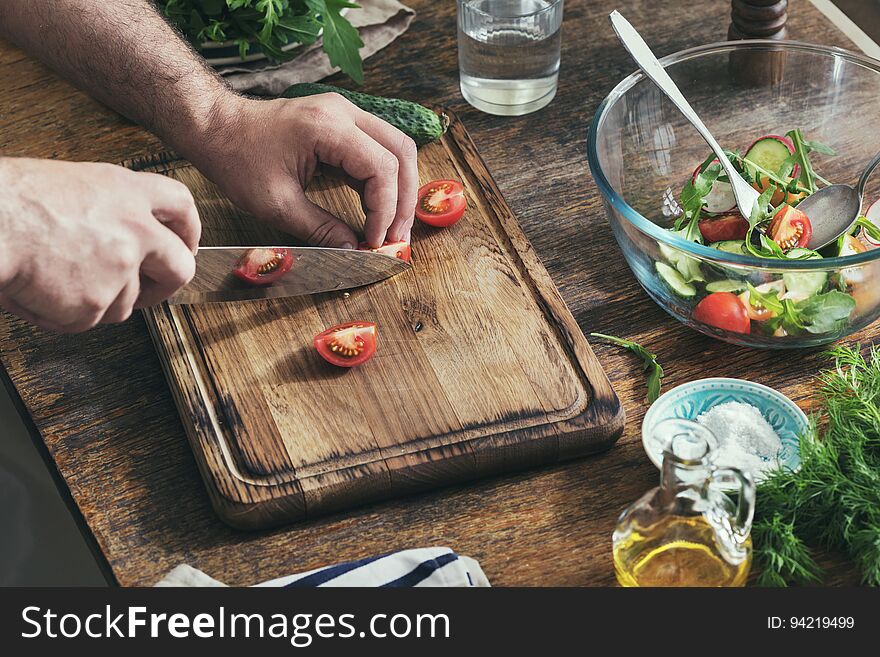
[613,419,756,587]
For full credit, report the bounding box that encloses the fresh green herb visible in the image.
[855,216,880,243]
[755,345,880,586]
[803,139,837,156]
[675,154,720,235]
[798,291,856,334]
[785,129,834,193]
[726,148,810,196]
[590,333,664,403]
[306,0,364,83]
[758,288,855,336]
[746,282,784,315]
[743,187,785,259]
[159,0,364,82]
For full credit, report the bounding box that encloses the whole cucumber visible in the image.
[281,82,448,147]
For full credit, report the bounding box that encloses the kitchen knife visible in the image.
[167,246,411,305]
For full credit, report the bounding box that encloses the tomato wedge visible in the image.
[769,205,812,251]
[738,281,784,322]
[698,214,749,242]
[314,322,377,368]
[358,240,412,263]
[232,248,294,286]
[416,179,466,227]
[693,292,751,334]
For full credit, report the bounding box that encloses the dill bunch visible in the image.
[754,344,880,586]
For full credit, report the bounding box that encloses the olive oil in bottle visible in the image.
[613,419,755,587]
[613,516,752,587]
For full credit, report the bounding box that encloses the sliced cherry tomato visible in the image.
[698,214,749,242]
[232,248,294,286]
[314,321,377,368]
[751,176,807,207]
[839,233,868,257]
[358,240,412,263]
[416,179,466,227]
[693,292,751,334]
[738,282,782,322]
[769,205,812,251]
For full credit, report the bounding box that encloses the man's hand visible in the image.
[0,1,419,253]
[0,158,199,333]
[186,93,418,250]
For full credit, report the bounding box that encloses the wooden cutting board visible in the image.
[133,112,624,530]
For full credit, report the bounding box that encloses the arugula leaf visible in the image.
[786,129,836,193]
[746,282,784,315]
[855,216,880,243]
[675,156,720,235]
[761,289,856,336]
[307,0,364,83]
[158,1,363,81]
[803,139,836,156]
[798,291,856,334]
[748,185,776,228]
[590,333,664,403]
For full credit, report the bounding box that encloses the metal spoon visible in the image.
[609,11,761,220]
[796,151,880,249]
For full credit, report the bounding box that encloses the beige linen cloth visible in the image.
[217,0,415,95]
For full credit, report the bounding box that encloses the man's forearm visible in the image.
[0,0,231,153]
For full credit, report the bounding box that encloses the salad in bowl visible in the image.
[658,129,880,339]
[588,40,880,349]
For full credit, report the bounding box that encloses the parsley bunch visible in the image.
[160,0,365,82]
[754,345,880,586]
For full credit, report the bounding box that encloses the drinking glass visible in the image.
[457,0,564,116]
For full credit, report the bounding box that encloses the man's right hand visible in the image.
[0,158,199,333]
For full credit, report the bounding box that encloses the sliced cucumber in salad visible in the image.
[656,262,697,297]
[709,240,747,255]
[781,248,827,301]
[743,135,797,181]
[706,279,748,293]
[658,242,704,283]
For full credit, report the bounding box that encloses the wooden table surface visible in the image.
[0,0,867,586]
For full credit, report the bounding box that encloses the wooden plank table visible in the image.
[0,0,868,586]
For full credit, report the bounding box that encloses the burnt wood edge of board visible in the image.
[128,112,626,530]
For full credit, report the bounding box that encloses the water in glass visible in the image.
[457,0,563,116]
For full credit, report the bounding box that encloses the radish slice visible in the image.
[863,198,880,247]
[692,160,735,215]
[744,135,798,180]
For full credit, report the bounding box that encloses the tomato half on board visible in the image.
[698,214,749,243]
[769,205,812,251]
[232,248,294,286]
[314,322,377,368]
[692,292,751,334]
[358,240,412,263]
[416,179,466,227]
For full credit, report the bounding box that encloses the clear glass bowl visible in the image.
[587,41,880,348]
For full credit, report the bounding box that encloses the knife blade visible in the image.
[167,246,411,305]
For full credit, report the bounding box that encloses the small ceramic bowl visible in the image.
[642,378,808,481]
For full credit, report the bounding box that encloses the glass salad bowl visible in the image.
[588,41,880,348]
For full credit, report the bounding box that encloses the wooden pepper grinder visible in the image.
[729,0,788,40]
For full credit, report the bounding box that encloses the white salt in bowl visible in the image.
[642,378,807,483]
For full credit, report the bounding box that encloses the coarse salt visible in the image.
[695,401,783,478]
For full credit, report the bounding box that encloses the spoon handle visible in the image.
[609,11,759,216]
[857,150,880,198]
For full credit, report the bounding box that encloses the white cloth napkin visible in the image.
[217,0,416,95]
[155,547,490,588]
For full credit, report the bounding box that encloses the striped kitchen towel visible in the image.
[155,547,490,588]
